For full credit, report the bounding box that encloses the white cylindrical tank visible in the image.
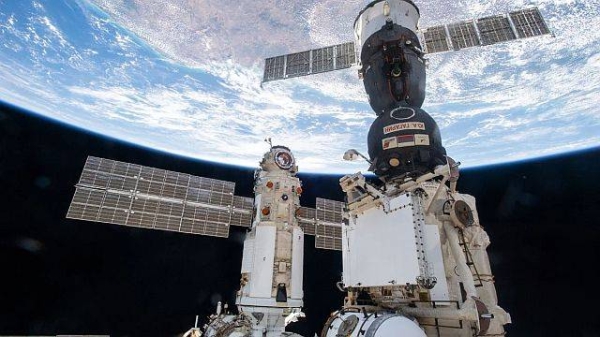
[322,310,426,337]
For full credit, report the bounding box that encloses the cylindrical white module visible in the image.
[323,310,426,337]
[237,146,304,310]
[354,0,420,46]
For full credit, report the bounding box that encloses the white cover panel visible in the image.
[290,226,304,300]
[241,236,255,273]
[389,192,411,209]
[277,202,289,219]
[423,225,450,301]
[249,226,276,298]
[344,197,420,287]
[254,194,262,223]
[354,0,420,47]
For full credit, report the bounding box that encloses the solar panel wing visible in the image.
[477,15,516,45]
[231,196,254,228]
[296,206,316,235]
[421,7,549,56]
[186,188,234,208]
[422,26,450,54]
[286,50,311,78]
[447,21,481,50]
[97,192,132,225]
[311,45,334,74]
[230,210,253,228]
[128,196,161,229]
[66,187,106,221]
[315,224,342,251]
[67,156,249,238]
[233,195,254,210]
[316,198,344,224]
[298,220,316,236]
[263,55,285,82]
[315,198,344,251]
[335,42,357,69]
[297,206,316,220]
[78,170,110,189]
[262,42,357,83]
[510,8,550,38]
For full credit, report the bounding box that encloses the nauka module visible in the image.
[179,144,347,337]
[202,145,306,337]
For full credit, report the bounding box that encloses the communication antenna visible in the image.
[265,137,273,149]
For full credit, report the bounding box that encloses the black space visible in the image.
[1,101,599,337]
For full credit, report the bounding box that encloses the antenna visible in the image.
[264,137,273,148]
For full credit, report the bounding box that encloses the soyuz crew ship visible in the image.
[257,0,550,335]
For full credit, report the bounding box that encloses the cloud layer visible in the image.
[0,0,599,173]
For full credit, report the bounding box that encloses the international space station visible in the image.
[67,144,345,337]
[66,0,551,336]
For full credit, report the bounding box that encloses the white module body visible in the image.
[354,0,420,47]
[343,194,420,287]
[202,146,305,337]
[343,193,449,303]
[338,166,511,337]
[237,170,304,309]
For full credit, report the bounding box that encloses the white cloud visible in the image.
[0,0,599,174]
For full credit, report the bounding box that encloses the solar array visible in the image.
[296,198,344,251]
[67,156,253,238]
[263,42,356,82]
[67,157,345,250]
[477,15,516,45]
[510,8,551,38]
[422,7,550,54]
[447,21,480,50]
[296,206,317,235]
[262,8,549,82]
[421,25,449,54]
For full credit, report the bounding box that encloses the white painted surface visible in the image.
[344,194,420,287]
[324,313,426,337]
[290,226,304,300]
[389,192,411,210]
[376,316,427,337]
[354,0,420,46]
[254,194,262,222]
[241,235,254,273]
[423,225,450,301]
[249,225,276,298]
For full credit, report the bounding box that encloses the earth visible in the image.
[0,0,599,173]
